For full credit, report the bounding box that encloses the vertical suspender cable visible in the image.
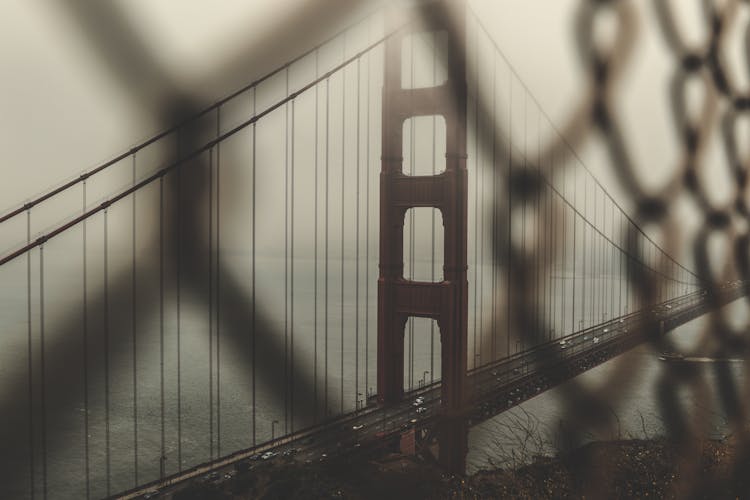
[548,123,554,338]
[661,251,665,301]
[553,151,559,337]
[355,55,361,407]
[27,210,34,500]
[507,70,512,356]
[216,106,222,454]
[82,183,90,499]
[208,143,214,458]
[608,198,612,318]
[558,150,564,337]
[365,33,372,396]
[602,197,606,319]
[601,197,606,319]
[431,31,437,378]
[131,153,138,485]
[593,182,598,323]
[590,189,595,323]
[340,35,347,413]
[478,35,486,364]
[611,201,615,319]
[409,34,415,387]
[605,195,608,316]
[600,192,605,319]
[534,109,540,340]
[635,233,638,311]
[626,214,630,313]
[284,67,290,433]
[251,89,257,445]
[596,192,601,322]
[473,29,480,365]
[543,121,548,338]
[522,93,527,346]
[535,109,541,340]
[554,151,560,336]
[582,175,587,328]
[411,38,417,385]
[546,121,553,339]
[176,129,183,470]
[325,75,330,416]
[576,158,583,333]
[103,209,110,497]
[39,244,47,500]
[619,212,623,316]
[314,52,320,421]
[594,191,599,322]
[491,50,497,359]
[542,122,548,340]
[290,96,296,430]
[159,177,165,477]
[599,191,603,318]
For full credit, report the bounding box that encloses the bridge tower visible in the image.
[377,0,468,473]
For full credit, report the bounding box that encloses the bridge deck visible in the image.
[116,283,745,499]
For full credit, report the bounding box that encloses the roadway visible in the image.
[116,281,747,499]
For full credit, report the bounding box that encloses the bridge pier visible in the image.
[377,0,469,474]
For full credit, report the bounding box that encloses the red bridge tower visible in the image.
[377,0,469,473]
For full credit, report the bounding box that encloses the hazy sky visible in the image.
[1,0,744,266]
[0,0,365,208]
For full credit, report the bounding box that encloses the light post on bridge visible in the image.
[271,420,279,441]
[159,455,167,480]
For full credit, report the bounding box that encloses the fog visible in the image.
[2,1,743,267]
[0,1,746,497]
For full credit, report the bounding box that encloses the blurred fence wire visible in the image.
[1,0,750,498]
[461,0,750,496]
